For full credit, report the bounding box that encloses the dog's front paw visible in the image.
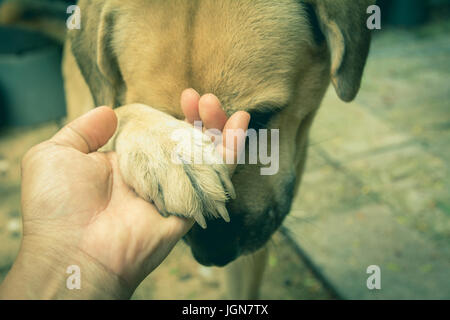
[116,115,234,228]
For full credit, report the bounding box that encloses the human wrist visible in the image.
[0,235,133,300]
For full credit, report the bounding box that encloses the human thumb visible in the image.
[51,107,117,153]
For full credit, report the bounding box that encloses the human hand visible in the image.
[0,92,249,300]
[181,88,250,175]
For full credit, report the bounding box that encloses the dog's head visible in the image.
[70,0,374,266]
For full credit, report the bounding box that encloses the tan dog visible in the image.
[2,0,374,299]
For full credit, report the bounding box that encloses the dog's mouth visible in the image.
[183,221,242,267]
[190,246,239,267]
[183,204,283,266]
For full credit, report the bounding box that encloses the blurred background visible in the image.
[0,0,449,299]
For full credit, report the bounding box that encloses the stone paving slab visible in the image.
[285,96,450,298]
[310,92,410,164]
[283,20,450,299]
[348,144,450,246]
[284,205,450,299]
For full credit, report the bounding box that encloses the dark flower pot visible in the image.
[0,27,66,127]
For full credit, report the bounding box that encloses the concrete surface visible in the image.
[284,19,450,299]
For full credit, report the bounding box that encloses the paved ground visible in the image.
[284,19,450,299]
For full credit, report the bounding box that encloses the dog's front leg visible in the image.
[224,245,269,299]
[101,104,234,228]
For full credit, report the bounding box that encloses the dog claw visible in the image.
[217,205,230,223]
[216,166,235,199]
[194,213,207,229]
[227,184,236,200]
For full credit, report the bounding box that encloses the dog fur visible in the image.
[1,0,374,299]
